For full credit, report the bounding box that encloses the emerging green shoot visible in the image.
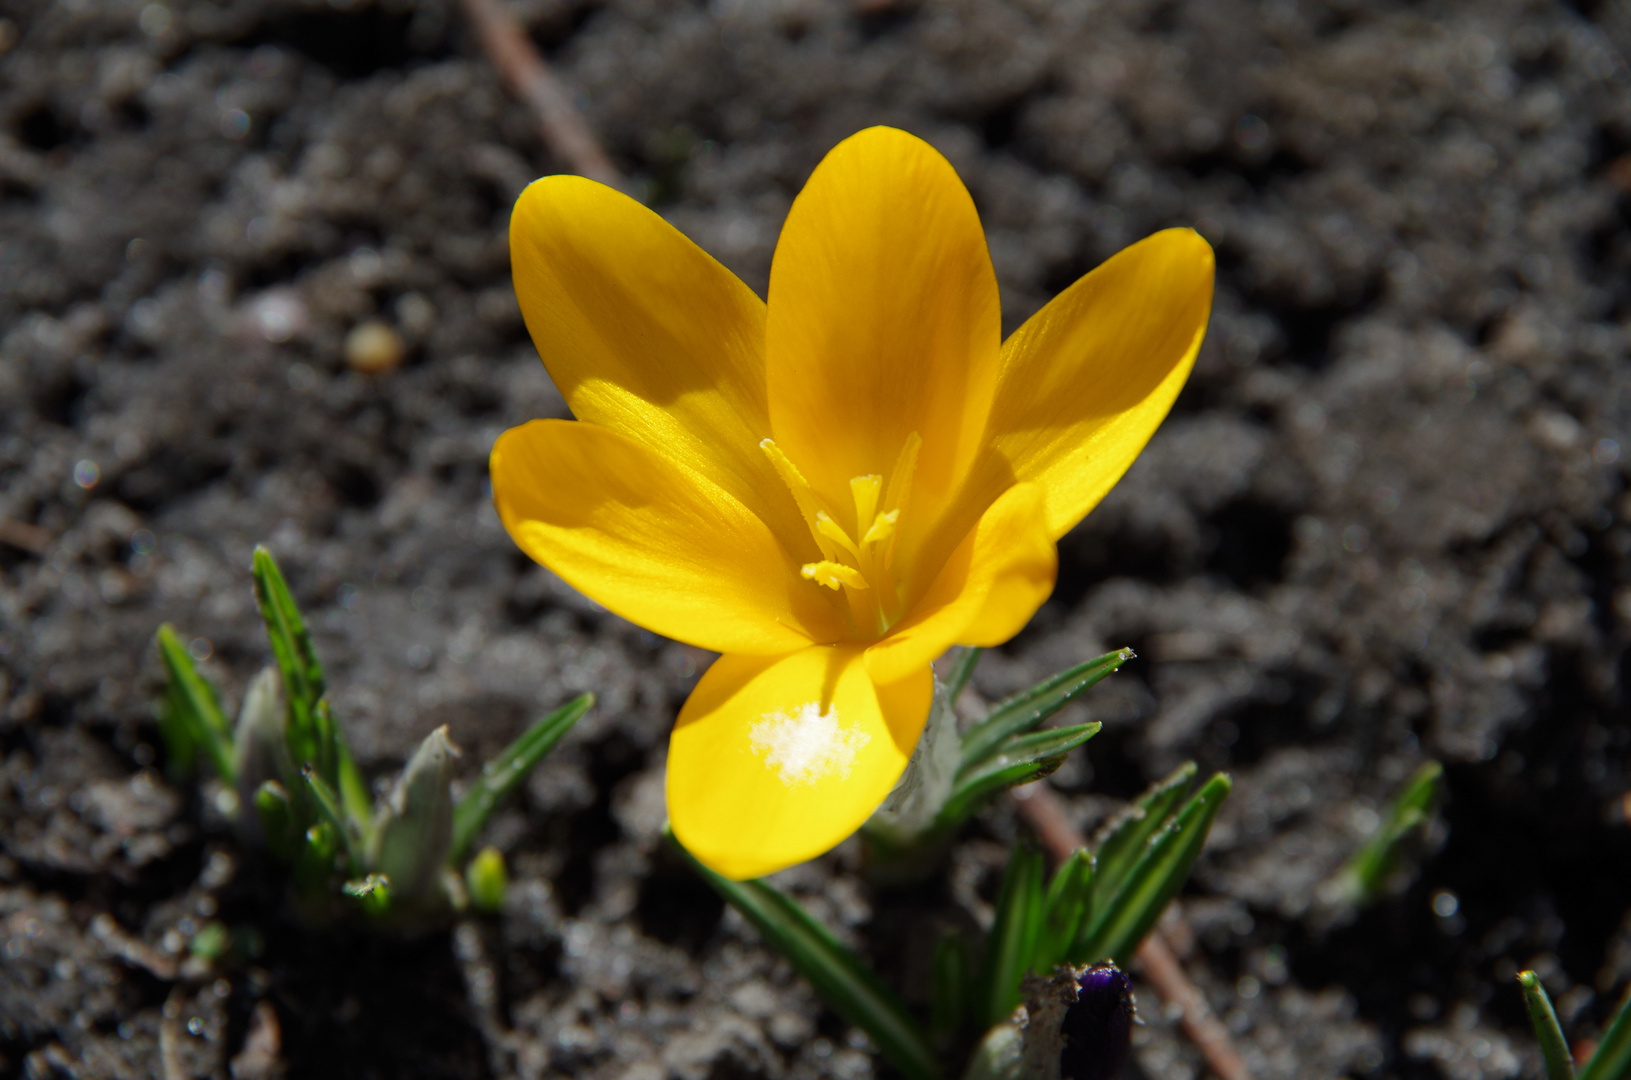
[466,847,509,914]
[1322,760,1444,910]
[156,545,594,925]
[1581,982,1631,1080]
[1512,969,1631,1080]
[1520,971,1577,1080]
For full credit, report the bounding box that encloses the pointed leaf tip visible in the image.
[452,694,594,861]
[1519,970,1577,1080]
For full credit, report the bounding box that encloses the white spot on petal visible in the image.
[749,702,870,786]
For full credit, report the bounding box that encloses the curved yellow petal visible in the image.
[492,419,845,655]
[510,176,807,548]
[764,127,1002,538]
[668,645,933,880]
[976,228,1215,540]
[864,483,1056,686]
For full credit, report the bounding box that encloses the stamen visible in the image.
[761,439,835,559]
[862,509,897,547]
[881,433,921,570]
[882,433,921,518]
[814,512,862,561]
[801,561,869,591]
[766,433,919,637]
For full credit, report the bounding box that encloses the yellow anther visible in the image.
[862,509,897,547]
[814,512,862,560]
[800,561,869,591]
[767,434,918,635]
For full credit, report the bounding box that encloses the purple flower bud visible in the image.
[1058,963,1134,1080]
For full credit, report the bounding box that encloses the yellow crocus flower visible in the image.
[491,127,1214,880]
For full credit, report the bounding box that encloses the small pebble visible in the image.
[345,321,406,375]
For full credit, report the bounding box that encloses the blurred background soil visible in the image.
[2,0,1630,1077]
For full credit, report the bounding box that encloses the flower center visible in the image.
[760,433,921,637]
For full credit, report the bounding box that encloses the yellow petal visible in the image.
[976,228,1215,540]
[764,127,1001,534]
[864,483,1056,686]
[510,176,808,550]
[668,645,933,880]
[491,419,845,655]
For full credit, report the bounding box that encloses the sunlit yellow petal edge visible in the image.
[496,129,1215,879]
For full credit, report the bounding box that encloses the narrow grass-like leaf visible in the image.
[960,649,1132,767]
[158,684,198,777]
[943,647,983,707]
[936,723,1100,830]
[931,932,971,1037]
[1519,971,1577,1080]
[1333,760,1444,905]
[250,547,326,767]
[335,734,371,834]
[977,846,1046,1029]
[667,828,942,1080]
[1074,773,1231,965]
[1581,982,1631,1080]
[452,693,594,861]
[301,766,361,874]
[156,624,236,782]
[1035,848,1094,972]
[1086,761,1197,917]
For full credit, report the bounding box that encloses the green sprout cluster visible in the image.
[156,546,591,925]
[861,647,1131,865]
[668,649,1232,1080]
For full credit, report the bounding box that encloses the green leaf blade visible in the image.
[1519,971,1578,1080]
[936,723,1101,831]
[931,932,971,1039]
[1581,982,1631,1080]
[1074,773,1231,965]
[155,624,236,783]
[250,547,328,770]
[666,829,942,1080]
[1334,760,1444,906]
[977,846,1046,1029]
[301,765,362,875]
[1086,761,1198,917]
[452,693,594,861]
[1035,847,1094,973]
[960,648,1131,767]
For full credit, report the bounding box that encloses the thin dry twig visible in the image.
[458,0,623,188]
[0,517,51,554]
[160,985,189,1080]
[90,913,180,981]
[1012,785,1254,1080]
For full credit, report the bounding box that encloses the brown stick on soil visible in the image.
[458,0,624,188]
[1012,785,1254,1080]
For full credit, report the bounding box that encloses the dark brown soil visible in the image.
[2,0,1629,1078]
